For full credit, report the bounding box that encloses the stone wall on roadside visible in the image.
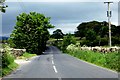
[80,46,120,53]
[11,49,26,57]
[0,48,26,58]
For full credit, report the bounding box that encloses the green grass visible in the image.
[1,52,36,77]
[18,52,37,59]
[67,49,119,72]
[2,62,18,77]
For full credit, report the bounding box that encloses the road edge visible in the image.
[64,53,118,74]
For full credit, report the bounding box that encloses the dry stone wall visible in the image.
[80,46,120,53]
[0,48,26,58]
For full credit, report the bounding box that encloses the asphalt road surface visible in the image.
[3,46,118,80]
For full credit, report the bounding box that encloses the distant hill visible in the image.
[0,36,9,40]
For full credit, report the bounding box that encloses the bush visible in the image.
[2,62,18,77]
[2,45,15,68]
[2,45,18,77]
[62,34,76,52]
[2,53,14,68]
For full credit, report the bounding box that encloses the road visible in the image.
[3,46,118,80]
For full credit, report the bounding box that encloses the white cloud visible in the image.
[111,21,118,26]
[48,23,79,34]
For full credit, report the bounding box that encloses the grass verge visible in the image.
[66,49,119,72]
[2,62,18,77]
[1,52,36,77]
[17,52,37,59]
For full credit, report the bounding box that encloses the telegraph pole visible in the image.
[104,2,113,47]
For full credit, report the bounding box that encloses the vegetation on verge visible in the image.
[1,45,18,77]
[66,44,120,72]
[1,45,36,77]
[18,52,37,59]
[2,62,18,77]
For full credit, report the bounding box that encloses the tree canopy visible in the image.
[0,0,8,13]
[75,21,120,46]
[9,12,54,54]
[51,29,64,40]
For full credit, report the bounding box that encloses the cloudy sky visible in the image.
[1,0,119,36]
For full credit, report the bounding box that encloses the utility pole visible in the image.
[104,2,113,47]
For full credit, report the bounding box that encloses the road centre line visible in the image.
[53,65,58,73]
[50,46,60,79]
[52,60,54,64]
[50,46,62,80]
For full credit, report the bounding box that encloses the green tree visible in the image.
[0,0,8,13]
[75,21,119,46]
[9,12,54,54]
[86,29,96,41]
[62,33,76,52]
[51,29,64,41]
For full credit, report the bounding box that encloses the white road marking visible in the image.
[50,46,62,79]
[53,65,58,73]
[52,60,54,64]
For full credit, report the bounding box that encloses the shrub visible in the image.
[62,34,76,52]
[2,53,14,68]
[1,45,18,77]
[2,45,15,68]
[2,62,18,76]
